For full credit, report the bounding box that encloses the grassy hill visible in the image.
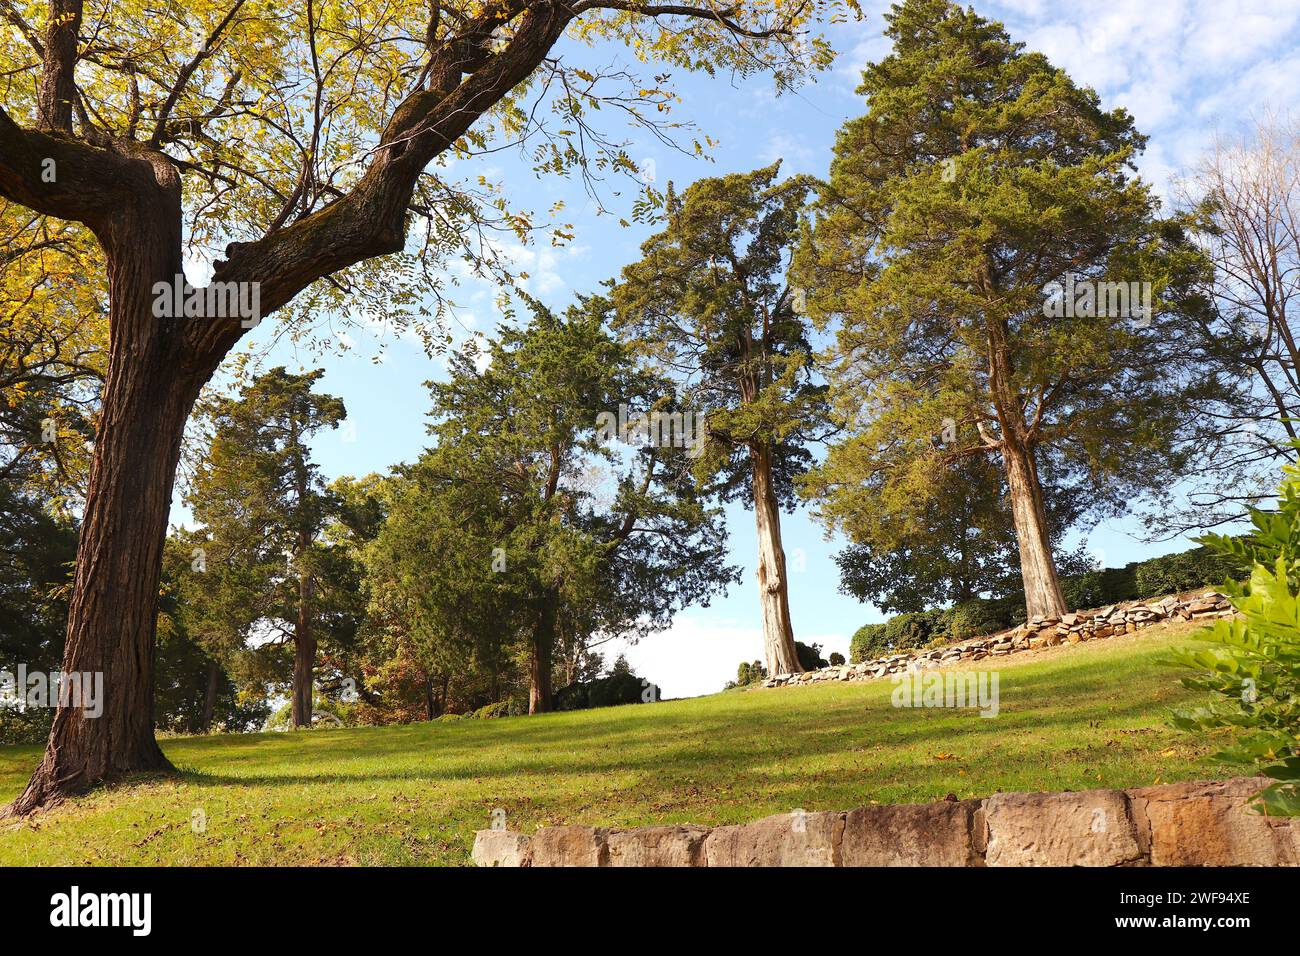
[0,620,1231,865]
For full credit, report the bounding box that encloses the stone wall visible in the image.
[472,777,1300,866]
[764,590,1234,689]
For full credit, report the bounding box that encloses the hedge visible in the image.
[848,543,1248,663]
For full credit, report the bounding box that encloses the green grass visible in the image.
[0,621,1229,865]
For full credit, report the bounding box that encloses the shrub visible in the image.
[733,660,767,686]
[1060,566,1138,610]
[1134,547,1246,599]
[0,707,51,746]
[470,701,511,719]
[795,641,827,671]
[945,598,1015,640]
[828,652,846,666]
[1170,456,1300,815]
[556,670,659,711]
[882,610,946,651]
[849,623,888,663]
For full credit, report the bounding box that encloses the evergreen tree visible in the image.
[181,368,349,728]
[366,298,737,713]
[614,164,824,674]
[796,0,1228,620]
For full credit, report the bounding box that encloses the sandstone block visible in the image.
[1129,777,1300,867]
[841,800,982,866]
[607,825,709,866]
[985,788,1142,866]
[530,825,606,867]
[702,810,843,867]
[472,830,533,867]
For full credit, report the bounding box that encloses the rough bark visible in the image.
[36,0,80,131]
[752,443,801,675]
[1002,440,1066,620]
[529,590,558,714]
[201,660,220,733]
[983,297,1067,622]
[291,558,316,728]
[7,169,195,813]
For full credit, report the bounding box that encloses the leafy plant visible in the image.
[1170,452,1300,814]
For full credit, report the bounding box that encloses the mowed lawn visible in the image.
[0,621,1232,866]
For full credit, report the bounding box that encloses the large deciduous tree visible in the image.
[0,0,847,810]
[613,164,824,675]
[795,0,1228,622]
[1170,116,1300,530]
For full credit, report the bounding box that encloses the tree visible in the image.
[180,367,348,728]
[0,200,106,510]
[1170,115,1300,530]
[613,164,824,674]
[366,297,737,713]
[828,453,1092,614]
[0,0,849,811]
[831,457,1018,614]
[795,0,1228,621]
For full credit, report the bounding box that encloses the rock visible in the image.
[984,789,1143,866]
[841,800,983,866]
[530,825,606,867]
[606,825,709,867]
[703,811,843,867]
[1129,778,1300,867]
[471,830,532,867]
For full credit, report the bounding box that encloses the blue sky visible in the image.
[188,1,1300,698]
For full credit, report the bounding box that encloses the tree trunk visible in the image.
[752,443,802,675]
[8,196,195,813]
[1002,439,1067,620]
[983,300,1067,623]
[528,590,557,714]
[200,660,220,733]
[424,676,436,721]
[291,562,316,728]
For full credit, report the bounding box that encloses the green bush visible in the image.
[846,543,1252,668]
[0,707,51,746]
[945,598,1015,640]
[733,660,767,686]
[1170,454,1300,815]
[1134,547,1246,599]
[1060,566,1136,610]
[850,611,948,662]
[849,623,888,663]
[795,641,827,671]
[828,652,846,667]
[556,670,658,711]
[470,701,511,719]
